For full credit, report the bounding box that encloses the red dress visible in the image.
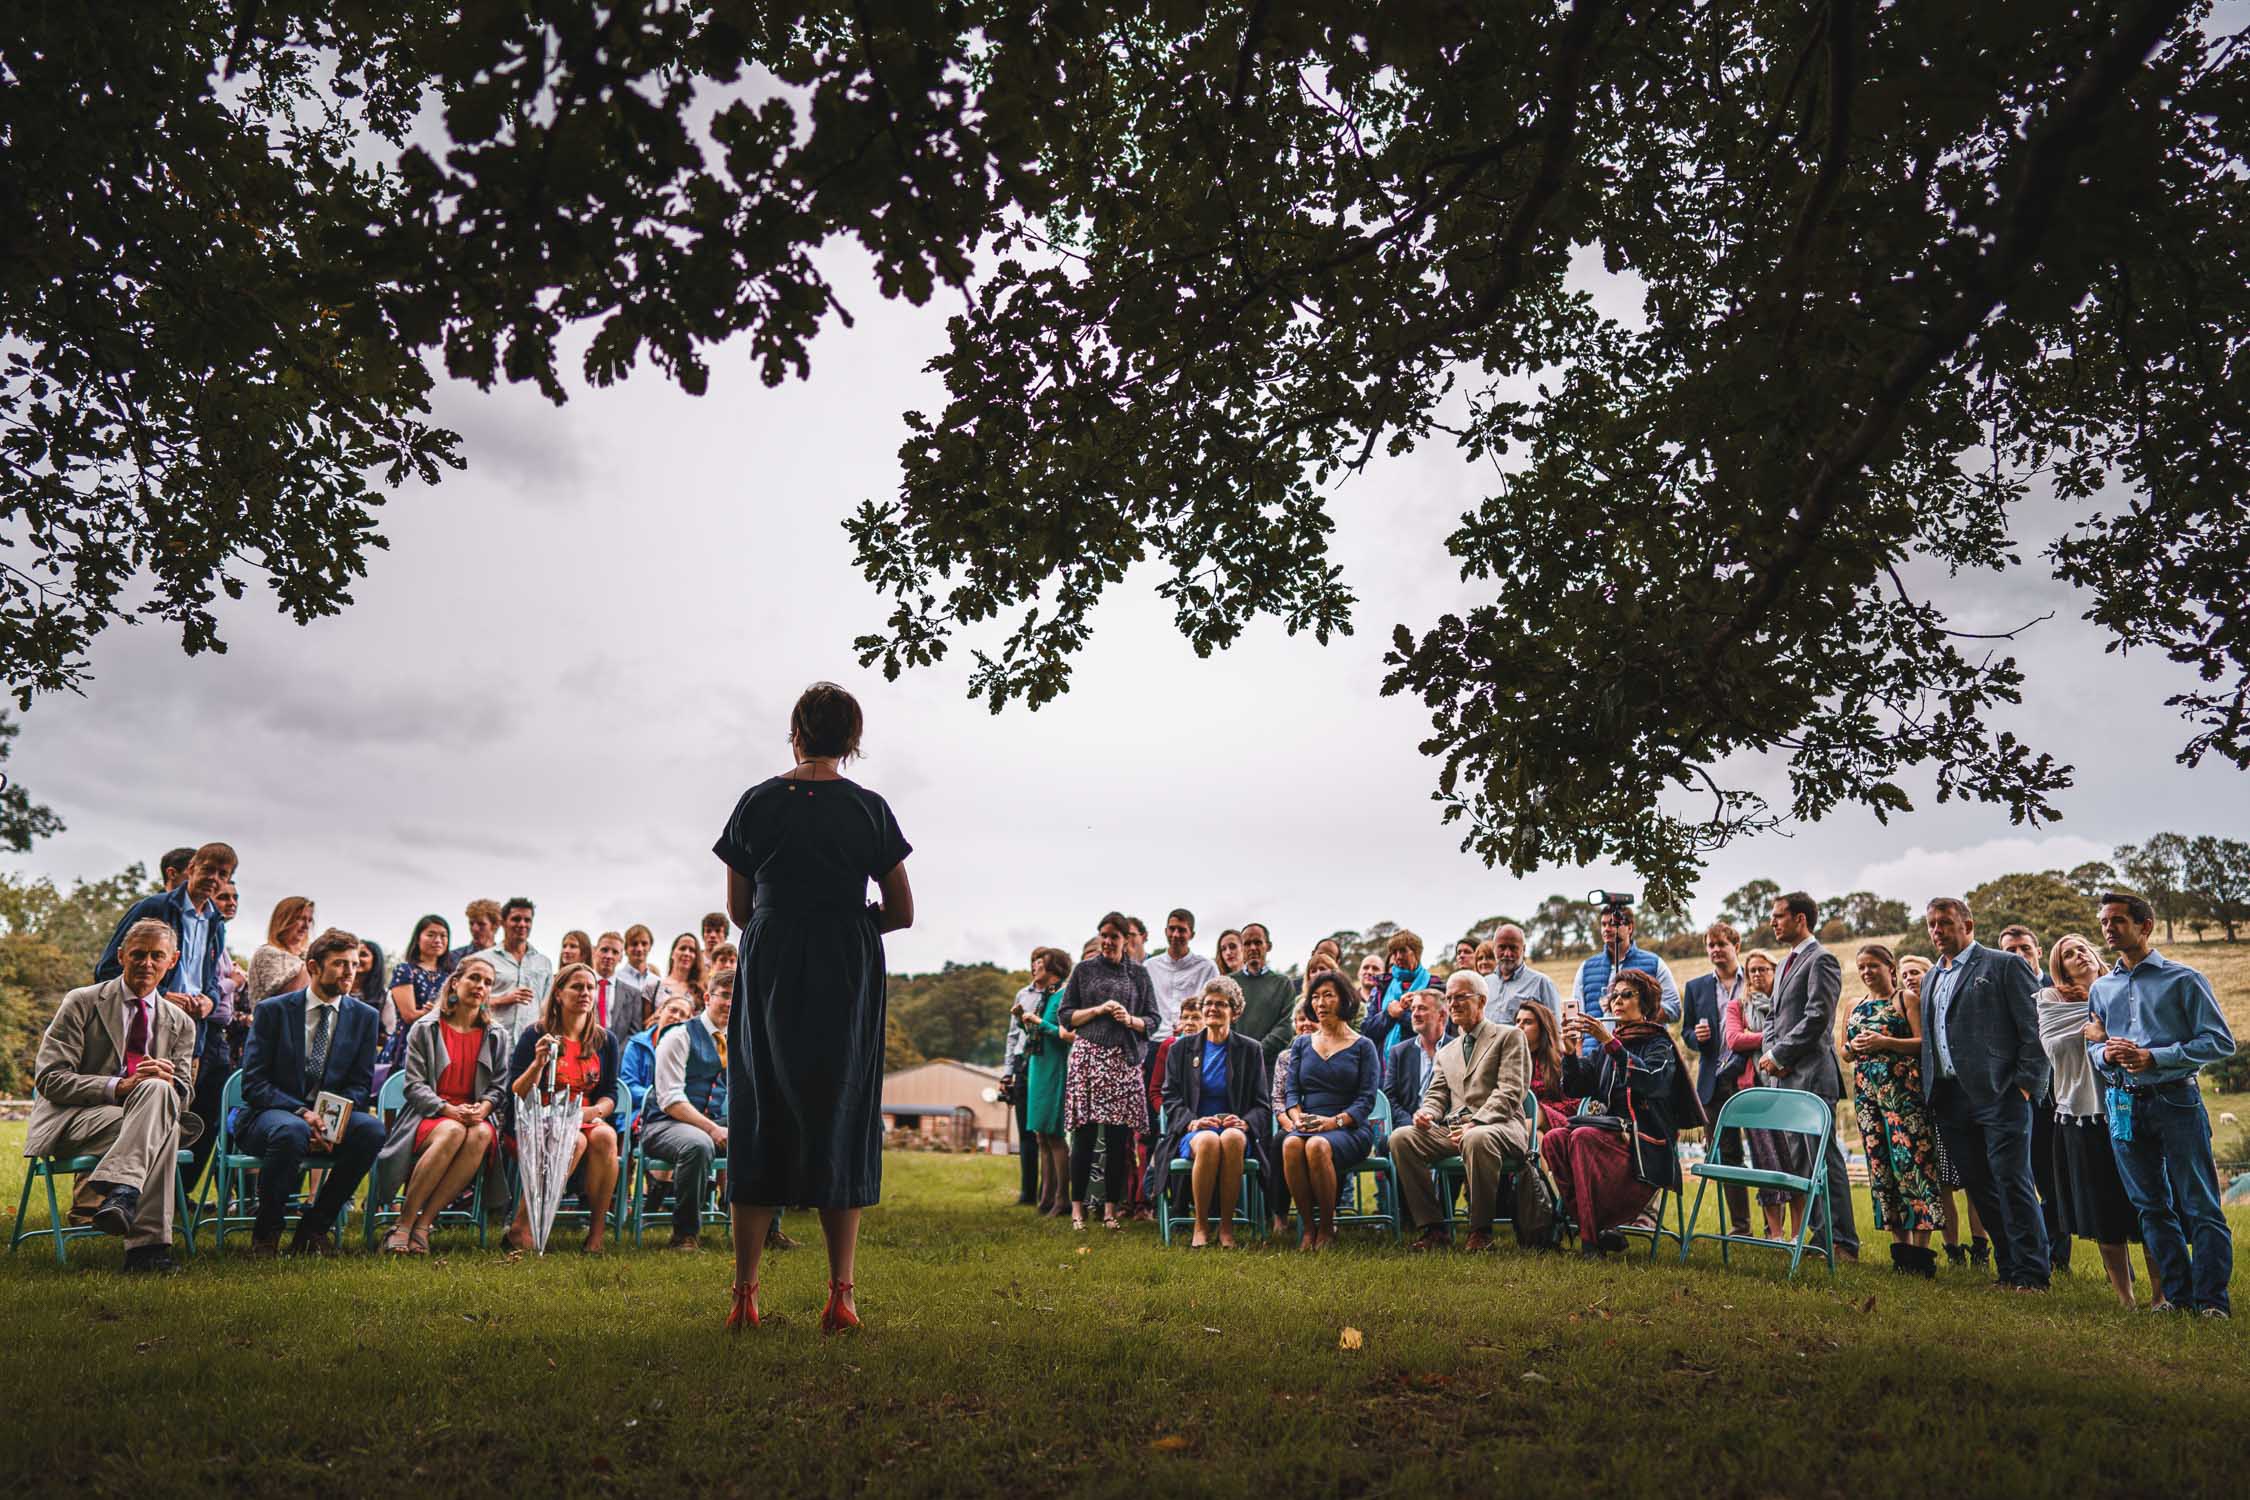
[414,1024,486,1151]
[556,1037,603,1133]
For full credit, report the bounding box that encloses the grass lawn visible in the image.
[3,1132,2245,1500]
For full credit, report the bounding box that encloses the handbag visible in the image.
[1512,1152,1563,1248]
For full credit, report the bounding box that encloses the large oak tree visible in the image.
[5,3,2242,892]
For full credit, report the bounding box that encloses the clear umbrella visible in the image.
[515,1062,583,1253]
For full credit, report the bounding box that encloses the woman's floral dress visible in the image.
[1846,991,1943,1233]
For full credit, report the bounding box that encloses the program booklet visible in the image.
[314,1091,354,1141]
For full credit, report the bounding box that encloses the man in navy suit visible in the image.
[1920,897,2050,1290]
[1382,990,1451,1124]
[239,928,384,1255]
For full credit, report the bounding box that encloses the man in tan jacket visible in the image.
[29,918,203,1272]
[1389,970,1532,1251]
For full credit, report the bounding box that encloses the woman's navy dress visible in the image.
[1283,1034,1380,1169]
[714,776,910,1209]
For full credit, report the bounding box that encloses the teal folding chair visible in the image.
[629,1092,738,1248]
[10,1091,198,1263]
[361,1071,491,1250]
[1330,1092,1402,1243]
[1153,1143,1265,1245]
[1681,1086,1838,1278]
[198,1070,353,1250]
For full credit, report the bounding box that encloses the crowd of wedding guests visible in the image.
[997,895,2236,1315]
[26,855,2238,1315]
[30,845,775,1268]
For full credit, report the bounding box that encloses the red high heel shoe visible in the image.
[820,1279,859,1335]
[726,1281,760,1332]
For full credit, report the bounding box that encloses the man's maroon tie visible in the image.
[123,997,150,1075]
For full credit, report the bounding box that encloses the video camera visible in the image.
[1587,889,1637,918]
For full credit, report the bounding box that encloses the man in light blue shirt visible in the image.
[1482,924,1559,1024]
[2087,890,2236,1317]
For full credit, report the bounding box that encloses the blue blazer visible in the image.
[1919,942,2045,1113]
[95,886,229,1057]
[241,990,380,1115]
[1679,973,1732,1110]
[1383,1034,1443,1123]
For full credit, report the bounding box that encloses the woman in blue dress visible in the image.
[712,684,913,1335]
[1280,970,1379,1251]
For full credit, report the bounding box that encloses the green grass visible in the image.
[2,1130,2246,1499]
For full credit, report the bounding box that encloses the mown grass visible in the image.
[2,1130,2244,1500]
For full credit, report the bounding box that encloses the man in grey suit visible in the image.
[1756,892,1859,1261]
[1388,972,1533,1251]
[28,919,203,1272]
[1920,895,2051,1290]
[595,932,653,1042]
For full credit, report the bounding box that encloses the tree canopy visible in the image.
[6,3,2245,896]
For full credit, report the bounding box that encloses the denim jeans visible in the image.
[1931,1081,2050,1288]
[2112,1081,2232,1315]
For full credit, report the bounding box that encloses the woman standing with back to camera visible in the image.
[713,683,913,1333]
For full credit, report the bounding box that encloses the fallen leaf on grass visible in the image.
[1858,1294,1877,1314]
[1201,1326,1222,1335]
[1075,1247,1091,1256]
[1150,1436,1192,1453]
[589,1456,613,1474]
[1338,1326,1364,1351]
[1520,1371,1550,1384]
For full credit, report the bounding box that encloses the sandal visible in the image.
[820,1279,860,1335]
[408,1225,432,1256]
[383,1226,414,1255]
[727,1281,760,1332]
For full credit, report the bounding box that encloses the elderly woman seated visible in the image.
[1156,977,1275,1248]
[370,956,511,1254]
[1552,968,1704,1255]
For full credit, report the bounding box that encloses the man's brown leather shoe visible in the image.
[1462,1230,1496,1253]
[1409,1227,1451,1252]
[288,1230,338,1258]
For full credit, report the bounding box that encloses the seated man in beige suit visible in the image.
[28,918,202,1273]
[1388,970,1531,1252]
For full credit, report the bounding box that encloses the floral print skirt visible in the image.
[1064,1042,1149,1133]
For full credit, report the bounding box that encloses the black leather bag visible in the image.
[1512,1152,1563,1249]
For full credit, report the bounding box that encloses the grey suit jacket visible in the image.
[1416,1019,1532,1158]
[1765,941,1844,1101]
[29,979,203,1156]
[605,970,656,1046]
[368,1011,512,1208]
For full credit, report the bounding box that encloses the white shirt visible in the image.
[477,944,553,1049]
[1142,950,1220,1032]
[653,1013,721,1116]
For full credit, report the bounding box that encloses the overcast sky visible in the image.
[7,209,2245,975]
